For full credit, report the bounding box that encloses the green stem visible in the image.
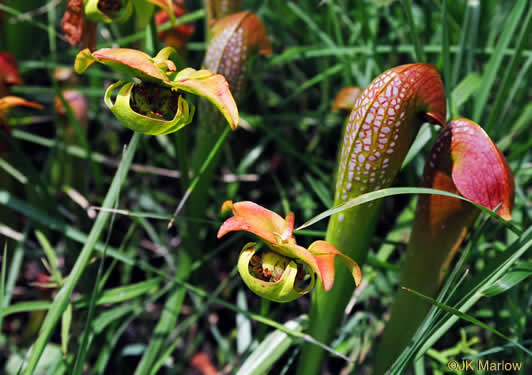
[22,132,141,375]
[181,104,231,257]
[372,207,478,374]
[296,204,381,375]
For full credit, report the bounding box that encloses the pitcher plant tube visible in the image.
[191,10,271,172]
[297,63,446,375]
[217,201,362,303]
[373,118,514,374]
[185,11,271,252]
[74,46,239,134]
[205,0,243,36]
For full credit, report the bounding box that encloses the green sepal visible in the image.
[104,81,195,135]
[74,49,97,74]
[237,243,315,303]
[132,0,155,29]
[84,0,133,23]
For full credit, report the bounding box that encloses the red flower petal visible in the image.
[308,241,362,291]
[217,201,287,244]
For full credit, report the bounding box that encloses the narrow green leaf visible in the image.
[236,290,252,355]
[402,286,532,356]
[22,132,141,375]
[400,0,425,61]
[35,230,61,282]
[92,305,137,334]
[76,277,162,306]
[482,269,532,297]
[61,304,72,355]
[473,0,528,122]
[296,187,521,234]
[237,316,307,375]
[450,73,481,117]
[485,5,532,134]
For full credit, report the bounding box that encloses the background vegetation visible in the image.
[0,0,530,374]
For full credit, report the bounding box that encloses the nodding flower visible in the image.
[83,0,133,23]
[218,201,362,303]
[74,46,239,135]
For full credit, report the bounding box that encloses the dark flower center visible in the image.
[98,0,123,15]
[130,82,179,121]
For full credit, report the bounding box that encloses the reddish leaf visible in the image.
[331,87,362,112]
[76,48,171,82]
[0,52,23,86]
[171,68,239,130]
[218,201,362,294]
[155,1,195,50]
[308,241,363,291]
[61,0,85,46]
[190,352,217,375]
[0,96,43,112]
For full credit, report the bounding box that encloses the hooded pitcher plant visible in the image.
[205,0,243,35]
[192,11,270,165]
[373,118,514,374]
[74,46,239,135]
[297,63,446,375]
[217,201,362,303]
[186,12,271,247]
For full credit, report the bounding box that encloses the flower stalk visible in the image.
[373,118,514,374]
[184,11,270,252]
[297,63,446,375]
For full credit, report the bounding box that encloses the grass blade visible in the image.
[22,132,141,375]
[472,0,528,123]
[296,187,521,234]
[237,316,307,375]
[402,286,532,356]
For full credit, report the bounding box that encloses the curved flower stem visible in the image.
[22,132,141,375]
